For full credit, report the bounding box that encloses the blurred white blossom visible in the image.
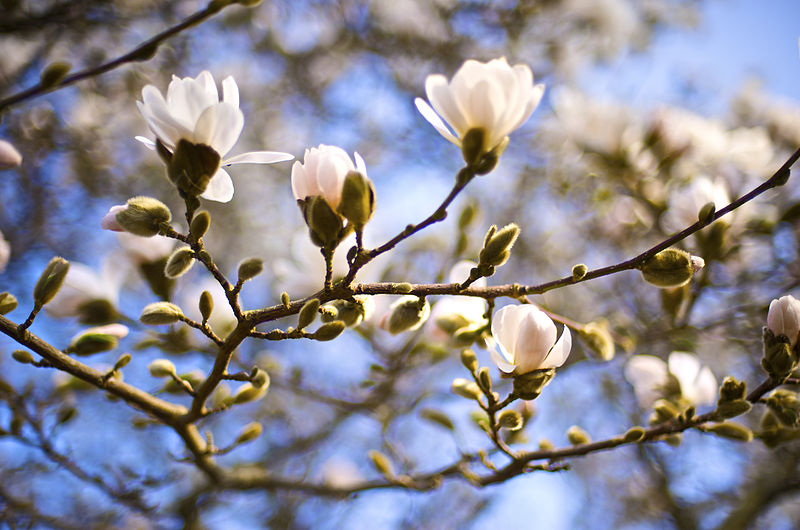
[47,258,126,320]
[663,175,732,232]
[116,232,175,265]
[624,352,717,409]
[0,230,10,273]
[0,139,22,169]
[428,261,487,342]
[767,294,800,347]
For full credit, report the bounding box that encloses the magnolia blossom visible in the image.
[624,352,717,408]
[0,229,10,273]
[116,232,175,265]
[136,71,293,202]
[428,261,487,341]
[767,295,800,347]
[291,144,367,209]
[415,57,545,155]
[488,304,571,376]
[0,139,22,169]
[46,259,126,320]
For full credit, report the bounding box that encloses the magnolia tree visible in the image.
[2,0,800,528]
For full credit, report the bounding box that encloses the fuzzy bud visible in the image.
[451,378,482,400]
[566,425,591,445]
[298,299,321,330]
[623,426,646,443]
[762,327,797,380]
[235,422,264,444]
[715,399,752,420]
[706,421,753,442]
[460,348,478,372]
[479,223,520,269]
[512,368,555,401]
[477,366,492,394]
[383,296,430,334]
[718,376,747,402]
[368,450,394,477]
[764,389,800,428]
[238,257,264,282]
[698,202,716,225]
[233,382,268,404]
[311,320,346,341]
[280,292,291,309]
[164,247,195,279]
[68,332,119,356]
[190,210,211,238]
[12,350,35,365]
[40,61,71,87]
[419,408,455,431]
[498,409,523,431]
[139,302,184,325]
[320,297,371,327]
[572,263,588,281]
[301,195,344,249]
[579,321,615,361]
[639,248,702,289]
[337,171,375,228]
[199,291,214,323]
[113,353,132,371]
[33,257,69,307]
[0,292,18,314]
[251,368,270,390]
[148,359,176,378]
[114,196,172,237]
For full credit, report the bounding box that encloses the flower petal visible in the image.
[135,136,157,150]
[201,168,234,202]
[668,351,701,396]
[414,98,460,146]
[194,102,244,157]
[691,366,718,406]
[625,355,669,407]
[222,76,239,108]
[487,336,516,374]
[426,74,468,137]
[224,150,294,165]
[541,326,571,369]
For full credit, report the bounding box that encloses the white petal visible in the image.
[625,355,669,407]
[201,168,234,202]
[135,136,156,150]
[767,298,783,335]
[426,74,468,137]
[491,305,524,359]
[354,151,368,176]
[487,336,516,374]
[692,366,718,406]
[668,352,701,395]
[194,102,244,157]
[541,326,571,369]
[222,76,239,108]
[414,98,460,145]
[224,151,294,165]
[291,161,315,200]
[513,308,556,373]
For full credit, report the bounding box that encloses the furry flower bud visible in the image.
[113,196,172,237]
[33,257,70,307]
[139,302,184,325]
[639,248,703,288]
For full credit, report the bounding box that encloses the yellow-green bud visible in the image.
[0,292,18,314]
[572,263,588,281]
[298,299,321,329]
[68,333,119,355]
[280,292,291,309]
[368,450,394,477]
[167,140,221,198]
[764,389,800,427]
[139,302,184,325]
[385,296,430,334]
[207,0,233,13]
[337,171,375,228]
[251,368,270,389]
[623,426,646,443]
[566,425,591,445]
[718,376,747,402]
[235,422,263,444]
[233,382,268,404]
[653,399,681,422]
[302,195,344,249]
[164,371,204,394]
[512,368,555,401]
[477,366,492,393]
[458,202,477,229]
[498,409,523,431]
[311,320,346,341]
[762,328,797,380]
[706,421,753,442]
[661,284,690,320]
[320,297,370,327]
[698,202,716,225]
[579,321,615,361]
[115,196,172,237]
[460,349,478,372]
[639,248,703,289]
[715,399,752,420]
[113,353,132,371]
[164,247,195,279]
[451,378,482,400]
[538,438,555,451]
[148,359,176,378]
[419,408,455,431]
[40,61,71,87]
[190,210,211,238]
[393,283,413,294]
[199,291,214,323]
[238,257,264,282]
[33,256,69,307]
[12,350,35,365]
[479,223,520,268]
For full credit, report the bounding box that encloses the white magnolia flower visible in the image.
[74,323,130,340]
[415,57,544,156]
[116,232,175,265]
[291,144,367,209]
[0,139,22,169]
[767,294,800,346]
[136,71,293,202]
[624,352,717,408]
[664,175,732,232]
[46,258,127,320]
[489,304,571,376]
[429,261,487,340]
[0,229,10,273]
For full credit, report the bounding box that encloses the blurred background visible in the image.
[1,0,800,528]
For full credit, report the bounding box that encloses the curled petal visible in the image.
[414,98,460,145]
[541,326,571,369]
[201,168,234,203]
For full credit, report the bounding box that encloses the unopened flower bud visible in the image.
[0,140,22,169]
[68,325,125,355]
[623,426,646,443]
[311,320,346,341]
[698,202,716,225]
[419,408,455,431]
[235,422,263,444]
[368,450,394,477]
[199,290,213,323]
[320,296,372,327]
[715,399,752,420]
[764,389,800,428]
[767,295,800,347]
[39,61,71,87]
[302,195,344,249]
[113,353,132,371]
[566,425,591,445]
[280,291,291,309]
[705,421,753,442]
[238,257,264,282]
[762,327,796,380]
[479,223,520,268]
[139,302,184,325]
[12,350,35,364]
[572,263,588,281]
[298,299,321,329]
[115,196,172,237]
[512,368,555,401]
[251,368,270,390]
[460,348,478,372]
[498,409,523,431]
[233,382,268,404]
[148,359,176,378]
[382,296,430,334]
[0,292,18,314]
[639,248,700,289]
[461,127,486,166]
[164,247,195,279]
[337,171,375,228]
[33,257,69,307]
[652,399,681,422]
[190,210,211,238]
[718,376,747,402]
[579,321,615,361]
[451,377,482,400]
[477,366,492,393]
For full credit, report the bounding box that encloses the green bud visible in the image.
[301,195,344,249]
[385,296,430,334]
[477,366,492,393]
[113,353,132,371]
[12,350,35,365]
[190,210,211,238]
[139,302,184,325]
[566,425,591,445]
[115,196,172,237]
[337,171,375,227]
[715,399,752,420]
[538,438,555,451]
[0,292,18,314]
[461,128,486,166]
[460,348,478,372]
[251,368,270,389]
[238,257,264,282]
[458,202,477,229]
[572,263,588,281]
[139,257,173,301]
[639,248,703,289]
[653,399,681,422]
[706,421,753,442]
[148,359,176,378]
[56,406,77,425]
[698,202,716,225]
[207,0,232,12]
[163,371,204,394]
[298,299,321,329]
[479,223,520,268]
[233,382,268,404]
[498,409,523,431]
[451,378,482,400]
[199,291,214,323]
[167,140,221,198]
[368,450,394,477]
[512,368,555,401]
[320,298,369,327]
[419,408,455,431]
[164,247,195,279]
[762,328,797,380]
[68,333,119,355]
[623,426,646,443]
[131,43,159,62]
[718,376,747,402]
[764,389,800,428]
[311,320,346,341]
[280,292,291,309]
[33,256,69,307]
[661,284,690,321]
[393,283,413,294]
[579,321,615,361]
[235,422,263,444]
[40,61,71,87]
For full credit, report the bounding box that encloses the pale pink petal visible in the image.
[101,205,127,231]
